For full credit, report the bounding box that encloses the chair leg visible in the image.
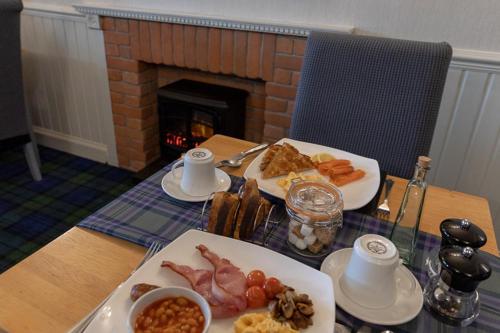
[24,142,42,181]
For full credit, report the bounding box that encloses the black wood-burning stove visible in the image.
[158,79,248,162]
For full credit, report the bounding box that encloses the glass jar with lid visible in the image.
[285,180,343,257]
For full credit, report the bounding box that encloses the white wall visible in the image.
[25,0,500,52]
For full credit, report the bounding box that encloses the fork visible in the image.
[376,179,394,220]
[71,240,164,333]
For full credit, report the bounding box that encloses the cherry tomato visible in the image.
[245,286,268,308]
[246,270,266,287]
[263,277,284,299]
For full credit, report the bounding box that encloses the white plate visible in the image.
[320,248,423,326]
[161,167,231,202]
[81,230,335,332]
[243,138,380,210]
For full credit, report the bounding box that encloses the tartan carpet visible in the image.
[0,146,137,273]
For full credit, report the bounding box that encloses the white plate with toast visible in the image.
[243,138,380,210]
[76,230,335,332]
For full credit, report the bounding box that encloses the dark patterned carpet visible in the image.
[0,146,138,273]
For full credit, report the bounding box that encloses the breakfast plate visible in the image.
[79,230,335,332]
[243,138,380,210]
[321,248,423,325]
[161,167,231,202]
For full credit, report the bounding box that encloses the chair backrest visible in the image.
[289,31,452,178]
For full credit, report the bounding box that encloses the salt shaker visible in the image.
[424,246,491,327]
[427,218,487,277]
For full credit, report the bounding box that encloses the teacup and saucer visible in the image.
[161,148,231,202]
[321,234,423,325]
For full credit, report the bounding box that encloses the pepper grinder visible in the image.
[424,246,491,327]
[427,218,487,277]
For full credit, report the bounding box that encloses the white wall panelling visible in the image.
[428,61,500,223]
[21,6,118,165]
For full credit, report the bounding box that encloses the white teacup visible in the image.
[339,234,400,309]
[172,148,216,197]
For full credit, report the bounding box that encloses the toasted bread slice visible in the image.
[208,192,240,236]
[259,144,281,171]
[262,143,314,179]
[241,196,271,240]
[255,197,271,229]
[234,179,261,240]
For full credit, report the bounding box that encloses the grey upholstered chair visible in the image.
[289,31,452,179]
[0,0,42,181]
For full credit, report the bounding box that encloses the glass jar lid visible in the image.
[285,180,343,223]
[439,246,491,292]
[440,218,487,248]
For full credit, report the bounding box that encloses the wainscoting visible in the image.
[21,6,118,165]
[20,5,500,223]
[428,56,500,222]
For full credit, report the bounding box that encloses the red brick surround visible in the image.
[101,17,305,171]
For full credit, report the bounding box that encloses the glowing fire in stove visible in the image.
[164,123,213,149]
[165,133,189,148]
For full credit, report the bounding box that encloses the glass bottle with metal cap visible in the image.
[390,156,431,265]
[424,246,491,326]
[427,218,487,277]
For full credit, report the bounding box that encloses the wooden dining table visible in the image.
[0,134,497,333]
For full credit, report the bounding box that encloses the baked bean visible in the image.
[176,298,188,306]
[155,307,164,316]
[134,297,205,333]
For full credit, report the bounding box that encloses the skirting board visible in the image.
[33,126,112,165]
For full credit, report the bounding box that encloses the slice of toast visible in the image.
[233,179,261,240]
[262,143,314,179]
[207,192,240,236]
[259,144,281,171]
[255,197,271,229]
[240,196,271,240]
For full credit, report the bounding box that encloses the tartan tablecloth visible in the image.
[78,163,500,333]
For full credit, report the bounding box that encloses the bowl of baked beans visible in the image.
[127,287,212,333]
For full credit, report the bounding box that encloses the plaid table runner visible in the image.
[79,163,500,333]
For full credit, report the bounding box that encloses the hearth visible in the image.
[158,79,248,161]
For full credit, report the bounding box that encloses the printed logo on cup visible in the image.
[367,240,387,255]
[192,151,207,159]
[188,148,212,161]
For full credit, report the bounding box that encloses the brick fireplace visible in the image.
[101,17,305,171]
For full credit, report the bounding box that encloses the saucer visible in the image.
[320,248,423,326]
[161,167,231,202]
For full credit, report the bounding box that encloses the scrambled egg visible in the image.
[276,172,323,192]
[234,312,298,333]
